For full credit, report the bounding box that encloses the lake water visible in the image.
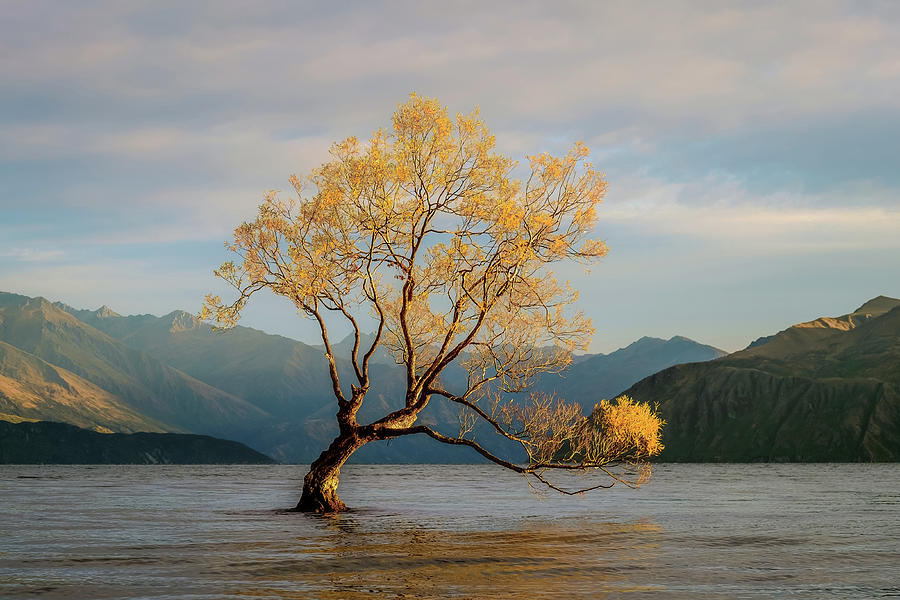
[1,464,898,599]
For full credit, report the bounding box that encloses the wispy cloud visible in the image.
[0,248,66,262]
[601,175,900,252]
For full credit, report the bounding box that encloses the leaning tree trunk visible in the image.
[293,433,365,513]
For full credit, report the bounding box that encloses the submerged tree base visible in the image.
[291,490,348,513]
[291,434,360,513]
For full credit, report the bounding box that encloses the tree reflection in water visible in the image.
[226,518,664,599]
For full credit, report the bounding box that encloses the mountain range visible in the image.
[0,290,726,462]
[2,289,897,463]
[532,335,726,402]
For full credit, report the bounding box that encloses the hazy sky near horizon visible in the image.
[2,1,899,353]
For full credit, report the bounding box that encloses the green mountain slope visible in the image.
[0,420,275,464]
[54,305,445,461]
[0,292,271,440]
[623,297,900,461]
[0,341,168,433]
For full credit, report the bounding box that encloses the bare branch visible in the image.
[308,302,348,410]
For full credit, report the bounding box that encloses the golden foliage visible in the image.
[202,93,660,496]
[202,93,608,383]
[486,393,663,487]
[590,396,665,461]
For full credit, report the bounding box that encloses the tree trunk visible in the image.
[293,433,363,513]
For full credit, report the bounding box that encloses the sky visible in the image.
[1,1,899,353]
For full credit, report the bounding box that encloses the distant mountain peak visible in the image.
[631,336,664,346]
[164,310,202,332]
[94,305,120,318]
[625,335,724,355]
[854,295,900,317]
[52,300,78,313]
[13,295,81,324]
[787,295,900,334]
[667,335,727,356]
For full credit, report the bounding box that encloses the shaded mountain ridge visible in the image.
[0,420,274,464]
[623,296,900,462]
[532,335,726,407]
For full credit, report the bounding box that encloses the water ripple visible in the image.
[1,464,898,599]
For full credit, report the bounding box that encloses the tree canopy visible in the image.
[202,94,663,512]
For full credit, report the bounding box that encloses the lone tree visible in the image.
[202,94,663,512]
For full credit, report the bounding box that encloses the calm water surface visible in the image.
[1,464,898,599]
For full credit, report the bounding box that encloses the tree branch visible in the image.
[380,425,629,494]
[307,302,348,411]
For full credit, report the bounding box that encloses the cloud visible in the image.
[600,174,900,251]
[5,3,900,129]
[0,248,65,262]
[2,1,898,210]
[3,1,899,353]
